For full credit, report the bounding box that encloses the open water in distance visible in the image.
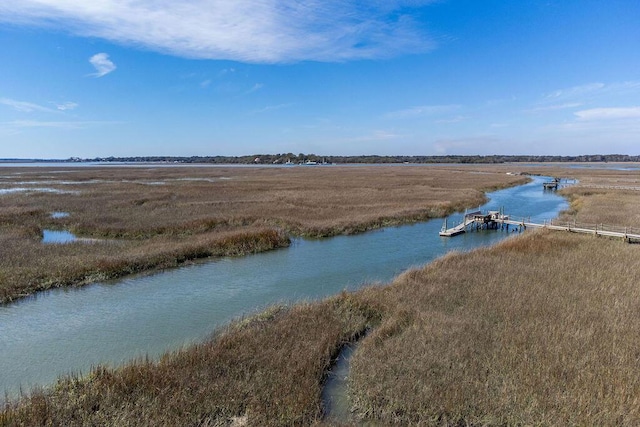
[0,176,567,396]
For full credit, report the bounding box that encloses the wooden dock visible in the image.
[542,177,576,190]
[440,210,640,243]
[438,211,481,237]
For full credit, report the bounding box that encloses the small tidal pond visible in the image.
[50,211,70,219]
[0,176,567,396]
[42,230,78,244]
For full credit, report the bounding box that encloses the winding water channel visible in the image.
[0,176,567,396]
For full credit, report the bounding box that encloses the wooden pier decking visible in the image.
[439,210,640,243]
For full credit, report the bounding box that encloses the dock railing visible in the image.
[442,210,640,241]
[540,219,640,236]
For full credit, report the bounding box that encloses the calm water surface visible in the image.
[0,176,567,396]
[42,230,78,244]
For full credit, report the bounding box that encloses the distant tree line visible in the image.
[69,154,640,165]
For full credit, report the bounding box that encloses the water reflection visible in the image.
[42,230,77,244]
[50,212,70,219]
[322,343,358,422]
[0,188,79,195]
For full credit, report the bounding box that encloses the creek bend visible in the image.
[0,176,567,396]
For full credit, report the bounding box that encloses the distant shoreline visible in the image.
[2,154,640,165]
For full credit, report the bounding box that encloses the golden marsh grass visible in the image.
[1,294,378,426]
[350,230,640,424]
[3,164,640,425]
[0,165,524,302]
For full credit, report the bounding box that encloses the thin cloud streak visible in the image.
[545,83,606,100]
[245,83,264,94]
[436,115,467,124]
[433,136,505,155]
[384,104,461,119]
[56,102,79,111]
[4,120,124,130]
[339,130,405,143]
[574,107,640,121]
[0,98,56,113]
[528,102,583,113]
[0,1,437,63]
[89,53,116,77]
[545,81,640,101]
[249,103,295,114]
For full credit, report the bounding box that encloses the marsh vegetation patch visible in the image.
[4,164,640,425]
[0,165,526,302]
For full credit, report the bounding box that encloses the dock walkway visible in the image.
[440,210,640,243]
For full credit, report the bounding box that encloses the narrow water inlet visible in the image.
[42,229,78,244]
[50,211,70,218]
[322,341,360,422]
[41,228,104,244]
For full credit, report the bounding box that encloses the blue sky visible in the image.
[1,0,639,159]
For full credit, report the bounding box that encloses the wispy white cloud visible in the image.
[485,96,516,107]
[56,101,79,111]
[574,107,640,121]
[528,102,583,112]
[544,81,640,101]
[246,83,264,94]
[4,120,123,130]
[384,104,460,119]
[531,81,640,118]
[200,79,211,88]
[340,130,405,143]
[0,1,437,63]
[545,83,606,100]
[0,97,56,113]
[89,53,116,77]
[540,106,640,144]
[433,136,505,155]
[436,115,467,124]
[218,68,236,77]
[250,103,295,114]
[7,120,83,129]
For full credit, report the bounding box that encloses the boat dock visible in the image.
[542,177,577,190]
[439,210,640,243]
[543,178,559,190]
